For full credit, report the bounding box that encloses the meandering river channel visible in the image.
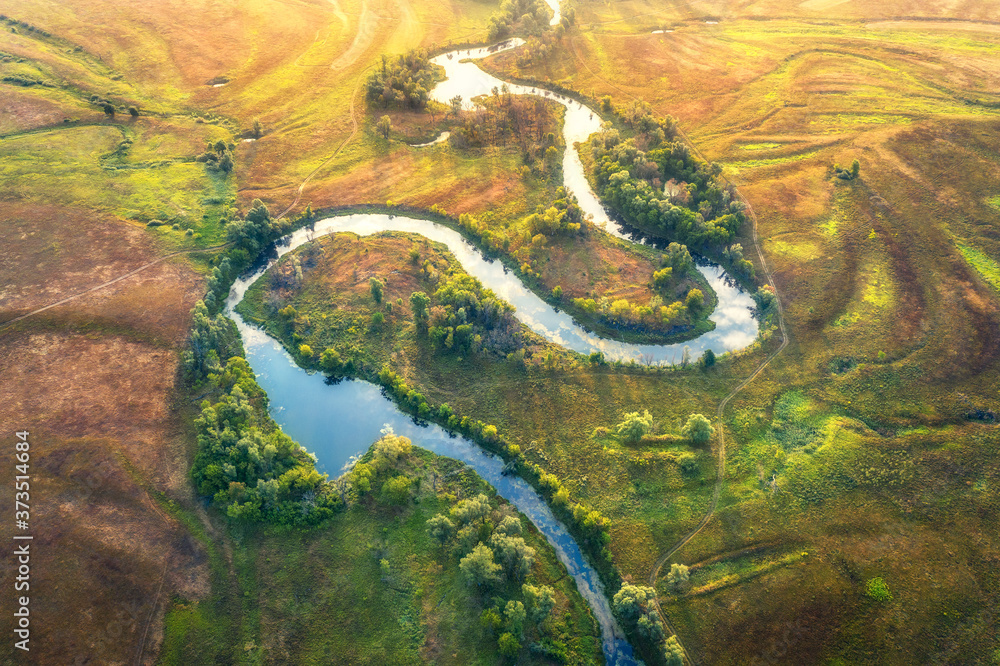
[225,33,760,665]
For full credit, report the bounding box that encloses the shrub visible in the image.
[380,475,411,505]
[685,288,704,312]
[665,563,690,593]
[498,632,520,658]
[682,413,714,444]
[617,410,653,443]
[369,277,384,303]
[459,543,501,587]
[664,636,685,665]
[426,513,455,546]
[865,577,892,603]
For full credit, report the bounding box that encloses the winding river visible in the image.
[226,33,760,665]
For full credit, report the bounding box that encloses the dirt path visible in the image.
[275,69,366,220]
[331,0,375,70]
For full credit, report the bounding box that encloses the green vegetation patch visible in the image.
[957,242,1000,292]
[0,123,234,247]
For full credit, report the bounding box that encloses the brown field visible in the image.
[0,202,206,662]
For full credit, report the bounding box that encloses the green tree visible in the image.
[489,533,536,580]
[459,543,501,588]
[451,493,491,526]
[380,475,411,505]
[613,584,664,640]
[653,267,673,290]
[850,158,860,179]
[498,632,520,658]
[252,118,263,138]
[319,348,343,373]
[496,515,522,536]
[664,242,693,272]
[480,608,503,634]
[426,513,455,546]
[522,583,556,623]
[612,584,658,622]
[664,636,685,666]
[298,344,314,359]
[101,102,115,117]
[409,291,430,326]
[682,413,714,444]
[700,348,716,369]
[666,563,690,593]
[369,277,384,303]
[504,600,526,637]
[128,106,139,117]
[617,410,653,443]
[376,115,392,139]
[449,95,463,116]
[685,288,704,312]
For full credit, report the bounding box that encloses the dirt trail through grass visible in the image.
[644,194,788,664]
[331,0,375,70]
[275,70,365,219]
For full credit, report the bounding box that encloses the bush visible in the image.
[665,563,690,593]
[616,410,653,443]
[380,475,411,505]
[664,636,684,665]
[369,277,384,303]
[682,413,714,444]
[498,632,520,658]
[459,543,501,588]
[865,577,892,603]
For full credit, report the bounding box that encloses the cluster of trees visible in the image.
[591,107,746,249]
[614,411,715,445]
[376,366,505,449]
[365,49,435,110]
[2,74,51,87]
[571,290,699,331]
[0,16,53,37]
[486,0,553,40]
[451,86,563,166]
[226,199,279,258]
[753,284,778,316]
[412,258,526,357]
[721,243,755,280]
[613,584,686,664]
[182,197,329,526]
[190,356,340,524]
[196,138,235,173]
[513,23,567,67]
[182,299,243,379]
[86,93,139,118]
[341,430,415,504]
[426,494,566,658]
